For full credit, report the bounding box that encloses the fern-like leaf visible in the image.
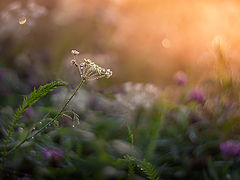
[124,155,159,180]
[127,125,134,179]
[1,81,65,168]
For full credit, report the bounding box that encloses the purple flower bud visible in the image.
[220,140,240,158]
[52,148,63,161]
[43,147,63,161]
[43,148,52,160]
[188,89,205,105]
[174,71,188,86]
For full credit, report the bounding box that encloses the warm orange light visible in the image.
[162,39,171,49]
[18,17,27,25]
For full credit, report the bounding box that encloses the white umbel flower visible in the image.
[71,50,112,81]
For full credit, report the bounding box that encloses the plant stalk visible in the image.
[4,79,85,157]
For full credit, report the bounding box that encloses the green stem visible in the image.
[5,79,85,156]
[127,125,134,179]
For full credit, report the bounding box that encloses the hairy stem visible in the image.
[5,79,85,157]
[1,81,65,170]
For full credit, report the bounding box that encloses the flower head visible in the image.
[188,89,205,105]
[71,50,112,81]
[220,140,240,158]
[43,147,63,161]
[174,71,188,86]
[71,49,80,55]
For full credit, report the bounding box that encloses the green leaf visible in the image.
[53,120,59,127]
[2,81,65,163]
[124,155,159,180]
[19,128,28,142]
[72,111,80,127]
[127,125,134,145]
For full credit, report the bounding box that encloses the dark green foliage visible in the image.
[127,125,134,179]
[124,155,159,180]
[145,106,165,160]
[9,81,65,136]
[1,81,65,167]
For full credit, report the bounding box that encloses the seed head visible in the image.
[70,50,112,81]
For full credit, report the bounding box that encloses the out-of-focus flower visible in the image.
[71,50,112,81]
[188,89,205,105]
[220,140,240,158]
[27,1,47,18]
[43,147,63,161]
[24,106,34,118]
[173,71,188,86]
[115,82,160,110]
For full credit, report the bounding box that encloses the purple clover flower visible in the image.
[174,71,188,86]
[188,89,205,105]
[220,140,240,158]
[43,147,63,161]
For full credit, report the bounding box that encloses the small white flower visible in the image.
[116,82,160,110]
[71,49,80,55]
[71,50,112,81]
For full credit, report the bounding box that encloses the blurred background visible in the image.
[1,0,240,179]
[2,0,240,86]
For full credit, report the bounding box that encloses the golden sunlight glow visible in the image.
[162,38,171,49]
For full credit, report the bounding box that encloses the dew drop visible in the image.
[18,127,24,133]
[18,16,27,25]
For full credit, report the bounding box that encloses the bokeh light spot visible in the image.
[161,38,171,48]
[18,16,27,25]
